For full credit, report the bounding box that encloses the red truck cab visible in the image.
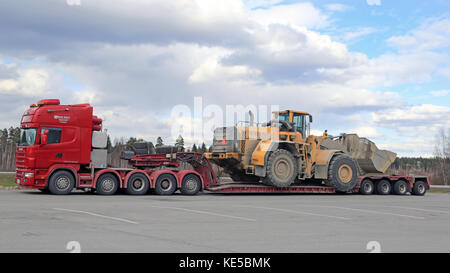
[15,99,102,190]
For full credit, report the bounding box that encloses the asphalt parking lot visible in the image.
[1,190,449,253]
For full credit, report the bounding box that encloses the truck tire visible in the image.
[154,174,177,195]
[393,180,408,195]
[96,173,119,195]
[126,173,150,195]
[48,170,75,195]
[359,179,374,195]
[263,149,297,188]
[412,181,427,196]
[325,154,358,193]
[376,179,391,195]
[180,174,202,195]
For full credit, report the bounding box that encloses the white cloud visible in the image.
[430,90,450,97]
[366,0,381,6]
[250,2,329,30]
[325,4,352,12]
[347,127,382,138]
[387,17,450,52]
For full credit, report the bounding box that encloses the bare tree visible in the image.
[434,128,450,185]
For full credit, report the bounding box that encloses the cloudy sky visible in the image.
[0,0,449,156]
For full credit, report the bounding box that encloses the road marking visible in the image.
[316,206,425,220]
[384,206,450,215]
[236,205,351,220]
[150,205,256,222]
[53,208,139,224]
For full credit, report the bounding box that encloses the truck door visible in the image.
[36,126,80,169]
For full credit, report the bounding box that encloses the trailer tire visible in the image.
[154,174,177,195]
[48,170,75,195]
[180,174,202,195]
[96,173,119,195]
[126,173,150,195]
[376,179,391,195]
[325,154,358,193]
[263,149,297,188]
[412,181,427,196]
[359,179,374,195]
[393,180,408,195]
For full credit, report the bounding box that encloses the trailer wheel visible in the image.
[180,174,202,195]
[126,173,150,195]
[154,174,177,195]
[325,154,358,193]
[96,173,119,195]
[359,179,374,195]
[412,181,427,196]
[263,149,298,188]
[376,179,391,195]
[48,170,75,195]
[393,180,408,195]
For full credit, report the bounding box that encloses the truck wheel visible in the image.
[154,174,177,195]
[126,173,150,195]
[96,173,119,195]
[359,179,374,195]
[376,179,391,195]
[326,154,358,193]
[180,174,202,195]
[412,181,427,196]
[263,149,298,188]
[393,180,408,195]
[48,170,75,195]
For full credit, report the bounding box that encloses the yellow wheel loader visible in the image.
[205,110,395,193]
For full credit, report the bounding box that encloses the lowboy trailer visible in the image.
[15,99,429,195]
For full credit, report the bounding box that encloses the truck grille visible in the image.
[15,148,26,169]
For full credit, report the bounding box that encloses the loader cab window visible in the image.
[41,127,62,144]
[292,114,304,133]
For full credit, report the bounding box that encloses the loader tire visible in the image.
[263,149,297,188]
[326,154,358,193]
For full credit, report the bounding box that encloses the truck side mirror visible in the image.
[41,129,49,145]
[309,115,313,123]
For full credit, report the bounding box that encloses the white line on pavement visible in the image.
[317,206,425,220]
[384,206,450,215]
[150,205,256,222]
[236,205,352,220]
[53,208,139,224]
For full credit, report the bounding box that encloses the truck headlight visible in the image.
[24,172,34,178]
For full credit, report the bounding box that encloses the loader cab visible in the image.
[273,110,312,138]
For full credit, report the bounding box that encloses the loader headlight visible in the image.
[24,172,34,178]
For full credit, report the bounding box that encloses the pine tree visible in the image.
[175,135,185,152]
[156,136,164,147]
[200,142,207,153]
[192,144,198,152]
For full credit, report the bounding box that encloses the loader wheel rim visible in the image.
[274,159,291,180]
[338,165,353,183]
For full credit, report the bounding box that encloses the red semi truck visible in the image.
[15,99,429,195]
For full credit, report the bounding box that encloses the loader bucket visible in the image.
[321,134,396,174]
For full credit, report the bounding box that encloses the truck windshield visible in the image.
[18,128,37,147]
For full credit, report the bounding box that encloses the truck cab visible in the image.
[15,99,103,190]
